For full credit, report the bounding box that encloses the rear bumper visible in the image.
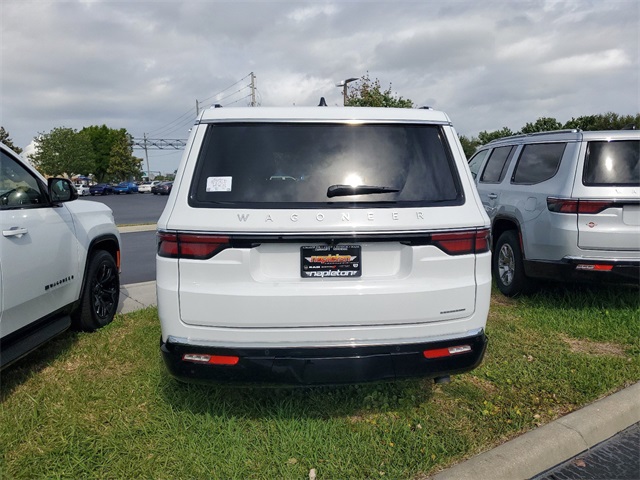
[161,330,487,386]
[524,257,640,283]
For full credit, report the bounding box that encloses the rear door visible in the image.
[574,138,640,251]
[171,120,487,329]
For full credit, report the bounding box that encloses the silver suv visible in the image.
[468,129,639,296]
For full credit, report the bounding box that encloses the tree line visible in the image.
[343,75,639,157]
[0,125,142,183]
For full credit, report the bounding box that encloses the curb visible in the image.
[118,281,157,314]
[118,224,156,234]
[432,381,640,480]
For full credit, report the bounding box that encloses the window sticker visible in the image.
[206,176,232,192]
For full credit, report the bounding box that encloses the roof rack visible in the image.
[487,129,581,144]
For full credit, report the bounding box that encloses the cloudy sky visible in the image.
[2,0,638,174]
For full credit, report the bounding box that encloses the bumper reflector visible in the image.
[182,354,240,366]
[423,345,472,359]
[575,264,614,271]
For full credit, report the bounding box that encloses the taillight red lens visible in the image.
[179,234,230,259]
[157,232,179,257]
[431,229,490,255]
[157,232,230,259]
[548,197,617,214]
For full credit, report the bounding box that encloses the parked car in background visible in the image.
[0,142,121,369]
[73,184,90,196]
[468,129,640,296]
[138,180,161,193]
[89,183,113,195]
[157,106,491,385]
[113,181,139,194]
[152,181,173,195]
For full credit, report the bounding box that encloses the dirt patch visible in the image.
[560,334,626,357]
[465,375,498,394]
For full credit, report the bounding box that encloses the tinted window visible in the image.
[480,146,514,183]
[189,123,463,208]
[583,140,639,186]
[512,143,566,184]
[468,150,489,180]
[0,150,46,208]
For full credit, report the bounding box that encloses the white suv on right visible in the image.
[468,129,639,296]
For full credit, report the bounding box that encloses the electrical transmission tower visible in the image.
[131,134,188,178]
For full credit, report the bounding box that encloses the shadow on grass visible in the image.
[496,280,639,306]
[0,329,80,401]
[159,372,436,420]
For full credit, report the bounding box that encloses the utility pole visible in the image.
[143,133,150,180]
[250,72,256,107]
[195,99,200,116]
[336,77,359,105]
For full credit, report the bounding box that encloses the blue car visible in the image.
[113,182,139,194]
[89,183,113,195]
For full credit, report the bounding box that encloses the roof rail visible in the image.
[486,129,581,144]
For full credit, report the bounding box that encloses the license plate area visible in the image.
[301,245,362,278]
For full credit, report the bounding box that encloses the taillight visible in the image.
[157,232,231,259]
[431,229,490,255]
[547,197,617,214]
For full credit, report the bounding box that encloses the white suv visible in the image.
[157,106,491,385]
[1,143,121,369]
[468,129,640,296]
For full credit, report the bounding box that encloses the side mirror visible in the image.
[48,178,78,203]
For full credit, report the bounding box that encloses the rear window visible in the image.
[189,123,463,208]
[583,140,639,186]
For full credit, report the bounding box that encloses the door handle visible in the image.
[3,227,28,238]
[488,193,498,200]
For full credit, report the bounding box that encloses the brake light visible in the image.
[431,229,490,255]
[547,198,617,214]
[157,232,231,259]
[423,345,472,359]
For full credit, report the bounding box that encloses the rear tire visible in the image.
[72,250,120,331]
[493,230,533,297]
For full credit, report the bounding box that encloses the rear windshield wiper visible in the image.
[327,184,400,198]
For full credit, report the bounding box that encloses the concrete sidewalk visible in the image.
[118,281,157,314]
[116,280,640,479]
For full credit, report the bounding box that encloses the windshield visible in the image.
[189,122,463,208]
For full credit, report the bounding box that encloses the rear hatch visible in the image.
[165,119,488,329]
[573,137,640,251]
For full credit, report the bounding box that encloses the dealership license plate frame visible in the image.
[301,244,362,278]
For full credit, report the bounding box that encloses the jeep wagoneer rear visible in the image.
[157,106,491,385]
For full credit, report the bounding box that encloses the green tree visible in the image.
[520,117,563,134]
[458,134,480,159]
[30,127,95,177]
[0,127,23,154]
[106,133,142,181]
[82,125,131,183]
[563,112,640,130]
[477,127,516,145]
[345,74,413,108]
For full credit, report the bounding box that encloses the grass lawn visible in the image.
[1,284,638,479]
